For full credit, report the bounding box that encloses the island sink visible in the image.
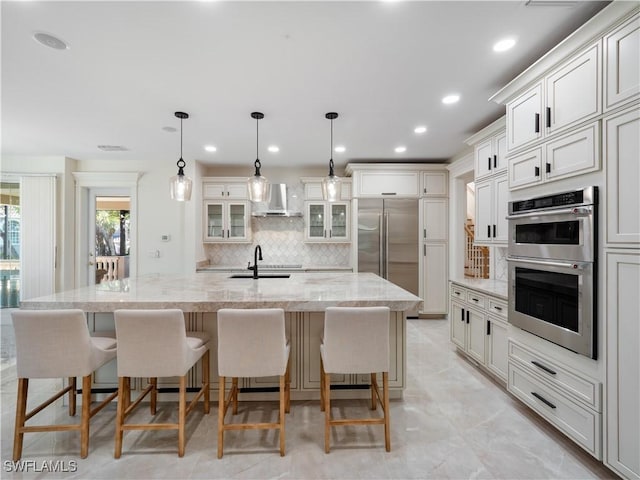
[230,274,291,279]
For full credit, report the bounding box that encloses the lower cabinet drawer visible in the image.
[508,362,601,459]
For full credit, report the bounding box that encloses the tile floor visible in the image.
[0,316,617,479]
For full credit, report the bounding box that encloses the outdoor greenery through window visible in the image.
[96,208,130,256]
[1,182,20,308]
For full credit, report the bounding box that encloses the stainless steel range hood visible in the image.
[251,183,302,217]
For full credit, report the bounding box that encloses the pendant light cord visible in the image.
[329,116,335,177]
[177,115,185,172]
[254,115,261,174]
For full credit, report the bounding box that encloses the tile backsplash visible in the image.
[493,247,508,281]
[205,216,351,267]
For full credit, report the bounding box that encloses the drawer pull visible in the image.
[381,192,397,196]
[494,306,503,311]
[471,298,479,302]
[531,391,556,409]
[531,360,557,376]
[454,291,461,296]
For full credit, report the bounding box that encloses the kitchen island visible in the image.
[21,272,422,400]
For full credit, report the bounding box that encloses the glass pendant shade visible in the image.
[321,174,341,202]
[170,168,193,202]
[248,171,270,202]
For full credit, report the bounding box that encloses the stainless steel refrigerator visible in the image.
[357,199,419,296]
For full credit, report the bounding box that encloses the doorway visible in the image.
[0,182,20,308]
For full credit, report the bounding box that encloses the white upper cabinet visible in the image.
[203,201,251,243]
[475,131,507,181]
[545,43,601,135]
[421,171,448,197]
[304,202,350,243]
[354,171,420,198]
[203,177,249,200]
[474,173,508,245]
[421,198,448,242]
[605,12,640,111]
[605,106,640,246]
[506,42,601,154]
[507,84,544,152]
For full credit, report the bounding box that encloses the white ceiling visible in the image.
[1,0,609,171]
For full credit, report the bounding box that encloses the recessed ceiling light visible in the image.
[268,145,279,153]
[442,94,460,105]
[33,32,69,50]
[204,145,217,152]
[493,38,517,52]
[414,126,427,134]
[334,145,346,153]
[395,146,407,153]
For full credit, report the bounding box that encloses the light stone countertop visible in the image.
[450,278,508,300]
[196,265,353,272]
[21,272,422,313]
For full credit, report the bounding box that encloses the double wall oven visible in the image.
[507,187,598,359]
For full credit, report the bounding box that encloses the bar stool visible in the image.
[113,309,210,458]
[217,308,290,458]
[320,306,391,453]
[11,309,118,460]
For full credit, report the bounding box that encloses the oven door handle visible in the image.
[507,257,589,270]
[506,206,592,220]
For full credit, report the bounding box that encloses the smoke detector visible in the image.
[33,32,69,50]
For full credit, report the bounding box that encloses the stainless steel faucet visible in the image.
[247,245,263,279]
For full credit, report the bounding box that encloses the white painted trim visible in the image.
[446,152,474,178]
[72,171,142,187]
[464,116,506,146]
[345,163,448,176]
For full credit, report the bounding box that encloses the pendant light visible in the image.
[321,112,342,202]
[169,111,193,201]
[247,112,271,202]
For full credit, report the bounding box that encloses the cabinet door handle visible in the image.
[493,155,497,169]
[324,229,327,238]
[531,360,557,376]
[381,192,397,196]
[423,244,426,256]
[492,225,496,238]
[534,113,540,133]
[546,162,551,174]
[486,320,491,335]
[466,310,470,324]
[423,187,427,194]
[546,107,551,128]
[535,166,540,177]
[461,308,465,322]
[226,229,229,238]
[329,229,332,238]
[487,225,491,238]
[488,157,492,171]
[531,391,556,409]
[423,228,427,239]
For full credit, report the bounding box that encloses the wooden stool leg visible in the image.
[217,376,225,459]
[285,357,291,414]
[13,378,28,461]
[383,371,390,452]
[370,373,377,410]
[124,377,131,410]
[114,377,126,459]
[178,375,186,457]
[320,358,325,412]
[232,377,238,415]
[68,377,77,416]
[203,349,210,414]
[323,364,331,454]
[150,377,157,415]
[279,374,286,456]
[80,375,92,458]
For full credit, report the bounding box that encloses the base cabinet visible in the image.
[449,282,508,383]
[605,251,640,479]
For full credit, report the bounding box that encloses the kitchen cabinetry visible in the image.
[507,121,600,191]
[304,201,350,242]
[605,251,640,479]
[419,189,449,314]
[421,198,447,241]
[474,130,507,181]
[604,12,640,112]
[506,42,601,153]
[605,106,640,246]
[203,201,251,243]
[202,177,248,199]
[449,282,508,382]
[421,171,448,197]
[474,172,508,244]
[508,339,602,458]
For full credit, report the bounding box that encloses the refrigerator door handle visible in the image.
[384,213,390,279]
[379,213,384,277]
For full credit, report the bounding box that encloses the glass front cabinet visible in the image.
[304,202,350,242]
[203,201,251,242]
